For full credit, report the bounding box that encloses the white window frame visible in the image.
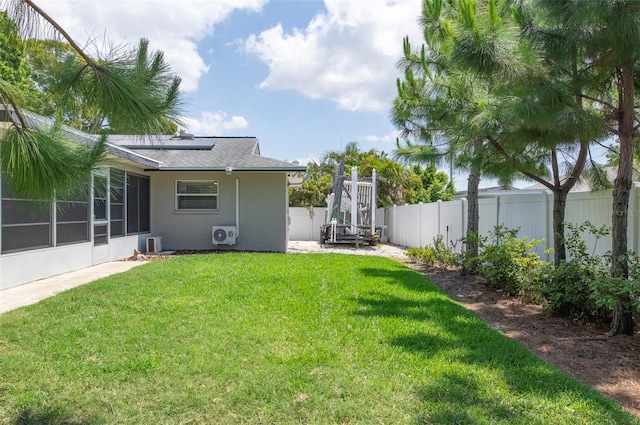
[175,180,219,211]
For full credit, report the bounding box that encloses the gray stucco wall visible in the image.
[150,171,289,252]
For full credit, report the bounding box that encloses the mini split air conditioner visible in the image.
[212,226,238,245]
[146,237,162,253]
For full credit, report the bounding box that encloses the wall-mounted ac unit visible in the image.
[212,226,238,245]
[146,237,162,253]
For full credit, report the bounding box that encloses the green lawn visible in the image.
[0,253,636,424]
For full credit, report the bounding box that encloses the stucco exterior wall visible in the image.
[149,171,289,252]
[0,243,93,290]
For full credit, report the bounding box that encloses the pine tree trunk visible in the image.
[552,190,568,267]
[609,64,635,336]
[463,168,481,274]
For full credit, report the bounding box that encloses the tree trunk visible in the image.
[552,189,568,267]
[609,64,635,336]
[463,167,481,274]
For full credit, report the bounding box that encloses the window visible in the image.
[127,173,150,234]
[94,224,108,246]
[110,168,125,238]
[1,176,52,253]
[176,180,218,211]
[57,185,90,246]
[93,175,107,220]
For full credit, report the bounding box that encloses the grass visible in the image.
[0,253,637,424]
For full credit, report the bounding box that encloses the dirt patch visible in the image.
[409,265,640,418]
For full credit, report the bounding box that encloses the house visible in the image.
[0,111,306,290]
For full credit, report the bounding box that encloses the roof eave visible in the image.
[145,166,307,172]
[105,143,162,168]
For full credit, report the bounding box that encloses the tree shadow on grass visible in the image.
[414,370,520,424]
[12,407,99,425]
[353,266,633,424]
[358,266,447,293]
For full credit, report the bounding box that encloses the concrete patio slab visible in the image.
[0,261,147,314]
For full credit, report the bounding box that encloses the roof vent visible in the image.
[178,133,194,139]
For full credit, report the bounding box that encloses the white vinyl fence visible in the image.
[289,183,640,260]
[288,206,388,242]
[288,207,327,242]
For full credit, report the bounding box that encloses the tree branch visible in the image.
[551,149,560,187]
[578,93,616,111]
[22,0,102,72]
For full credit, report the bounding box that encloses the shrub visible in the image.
[537,221,611,322]
[538,260,603,322]
[477,226,549,297]
[459,231,485,275]
[406,235,459,269]
[590,251,640,315]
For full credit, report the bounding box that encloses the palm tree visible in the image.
[0,0,183,201]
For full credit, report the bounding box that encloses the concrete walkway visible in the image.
[0,261,147,314]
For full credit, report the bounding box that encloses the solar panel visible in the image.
[113,136,216,150]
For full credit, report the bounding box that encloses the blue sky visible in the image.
[45,1,430,167]
[41,0,610,190]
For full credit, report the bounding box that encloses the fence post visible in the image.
[495,195,501,230]
[461,198,466,241]
[392,205,396,245]
[437,200,442,239]
[418,202,423,247]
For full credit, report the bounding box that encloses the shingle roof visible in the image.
[108,135,306,172]
[0,108,304,172]
[0,108,161,168]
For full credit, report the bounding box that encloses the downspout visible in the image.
[236,178,240,241]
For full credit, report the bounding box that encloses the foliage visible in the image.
[407,164,455,203]
[0,253,636,424]
[289,141,456,208]
[406,234,458,269]
[529,0,640,334]
[0,10,31,89]
[459,231,484,274]
[288,162,333,207]
[0,123,105,201]
[476,226,549,297]
[537,222,610,322]
[0,1,183,201]
[394,0,610,269]
[536,221,640,324]
[592,252,640,317]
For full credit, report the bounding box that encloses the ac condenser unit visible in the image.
[146,236,162,253]
[212,226,238,245]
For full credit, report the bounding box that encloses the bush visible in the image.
[406,235,458,269]
[591,251,640,315]
[537,222,611,322]
[459,231,485,275]
[477,226,549,297]
[538,260,604,322]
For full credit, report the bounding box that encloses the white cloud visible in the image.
[244,0,423,113]
[359,131,401,144]
[181,111,249,135]
[40,0,268,92]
